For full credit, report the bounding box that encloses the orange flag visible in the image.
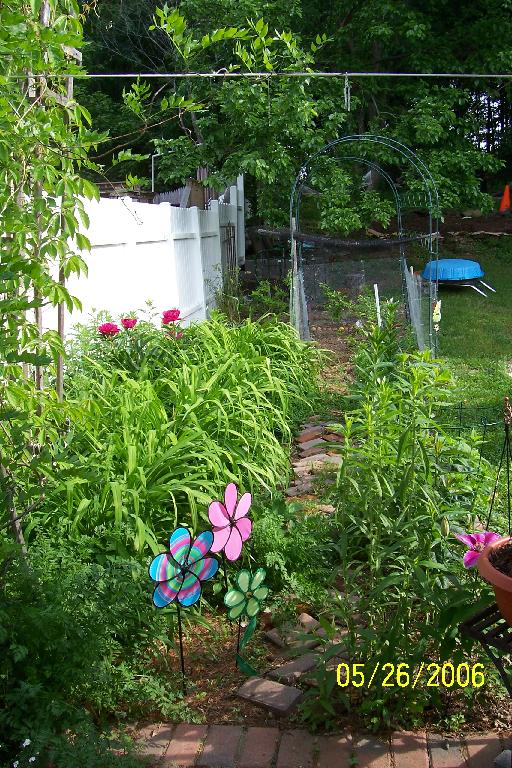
[499,183,511,214]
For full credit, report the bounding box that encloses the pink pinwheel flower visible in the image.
[208,483,252,561]
[162,309,180,325]
[454,531,502,568]
[121,317,137,329]
[98,322,120,336]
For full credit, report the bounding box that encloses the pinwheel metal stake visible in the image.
[149,527,219,695]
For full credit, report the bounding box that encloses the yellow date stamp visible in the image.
[336,662,485,689]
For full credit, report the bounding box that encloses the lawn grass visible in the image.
[424,236,512,462]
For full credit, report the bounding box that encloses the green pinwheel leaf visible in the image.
[250,568,266,590]
[237,570,251,592]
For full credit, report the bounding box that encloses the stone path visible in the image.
[285,422,343,499]
[135,723,512,767]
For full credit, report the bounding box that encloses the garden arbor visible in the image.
[289,135,441,352]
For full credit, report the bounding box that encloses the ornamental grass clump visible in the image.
[303,306,495,728]
[28,312,322,556]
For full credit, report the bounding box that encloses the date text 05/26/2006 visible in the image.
[336,662,485,689]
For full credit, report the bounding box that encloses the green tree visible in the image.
[0,0,99,548]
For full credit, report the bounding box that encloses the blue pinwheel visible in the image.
[149,527,219,608]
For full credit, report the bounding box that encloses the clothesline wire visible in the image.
[4,70,512,80]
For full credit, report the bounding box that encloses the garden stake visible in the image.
[222,551,229,593]
[222,552,235,635]
[177,603,187,696]
[148,527,219,697]
[236,615,242,660]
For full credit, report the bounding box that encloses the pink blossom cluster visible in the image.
[98,309,182,338]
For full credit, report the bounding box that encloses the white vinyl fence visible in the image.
[42,176,245,335]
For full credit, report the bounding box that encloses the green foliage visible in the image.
[302,308,495,728]
[251,497,335,615]
[0,538,189,762]
[248,279,289,319]
[0,0,104,558]
[81,0,512,228]
[23,313,322,557]
[321,283,400,328]
[6,728,143,768]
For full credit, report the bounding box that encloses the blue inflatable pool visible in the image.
[422,259,484,281]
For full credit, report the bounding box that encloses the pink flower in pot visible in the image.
[454,531,502,568]
[476,535,512,626]
[456,530,512,625]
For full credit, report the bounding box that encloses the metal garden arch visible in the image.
[289,134,440,351]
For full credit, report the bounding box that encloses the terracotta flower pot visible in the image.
[477,536,512,625]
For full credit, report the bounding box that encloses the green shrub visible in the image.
[251,497,335,617]
[0,537,188,761]
[302,310,495,729]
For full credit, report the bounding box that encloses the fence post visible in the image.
[191,206,208,322]
[236,175,245,266]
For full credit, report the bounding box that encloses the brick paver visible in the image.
[136,723,508,768]
[428,734,465,768]
[353,736,390,768]
[238,727,280,768]
[276,729,315,768]
[197,725,242,767]
[465,733,503,768]
[392,731,429,768]
[164,724,208,767]
[317,733,352,768]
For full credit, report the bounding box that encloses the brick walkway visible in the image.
[136,723,512,767]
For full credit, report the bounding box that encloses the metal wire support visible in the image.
[459,605,512,698]
[485,396,512,536]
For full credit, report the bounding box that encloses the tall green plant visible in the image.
[304,309,494,728]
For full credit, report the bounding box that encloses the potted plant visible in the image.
[477,536,512,625]
[456,531,512,625]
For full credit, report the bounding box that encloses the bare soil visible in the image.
[490,541,512,578]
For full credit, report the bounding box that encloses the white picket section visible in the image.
[41,177,244,336]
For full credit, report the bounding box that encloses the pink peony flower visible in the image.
[208,483,252,561]
[98,322,120,337]
[454,530,502,568]
[121,317,137,329]
[162,309,180,325]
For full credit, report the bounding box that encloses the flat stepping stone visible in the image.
[297,426,324,443]
[268,654,318,684]
[285,481,313,497]
[299,437,327,453]
[316,504,336,514]
[238,677,302,715]
[323,432,344,443]
[494,751,512,768]
[298,613,319,632]
[265,628,286,648]
[293,453,330,468]
[324,454,342,464]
